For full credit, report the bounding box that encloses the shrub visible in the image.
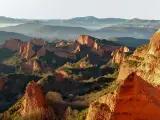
[45,91,63,103]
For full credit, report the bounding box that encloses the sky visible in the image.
[0,0,160,20]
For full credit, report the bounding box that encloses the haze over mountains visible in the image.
[0,16,159,47]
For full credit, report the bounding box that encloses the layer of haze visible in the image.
[1,0,160,20]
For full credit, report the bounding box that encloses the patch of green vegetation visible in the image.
[74,79,118,104]
[68,108,88,120]
[4,55,23,67]
[0,48,15,62]
[75,108,88,120]
[126,60,140,67]
[94,38,120,46]
[3,97,24,120]
[40,51,75,68]
[106,69,119,79]
[59,57,93,70]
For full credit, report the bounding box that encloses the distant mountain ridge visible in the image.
[0,22,156,40]
[0,31,32,45]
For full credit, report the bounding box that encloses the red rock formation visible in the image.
[56,70,69,81]
[21,81,45,116]
[20,81,56,119]
[119,46,129,53]
[37,45,46,58]
[30,39,46,46]
[117,30,160,85]
[20,39,46,59]
[93,42,99,50]
[72,40,81,53]
[56,41,65,47]
[20,59,41,73]
[111,46,129,64]
[87,73,160,120]
[79,62,86,68]
[78,35,95,47]
[2,39,24,51]
[111,50,125,64]
[20,42,35,59]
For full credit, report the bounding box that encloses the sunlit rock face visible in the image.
[118,30,160,85]
[148,30,160,56]
[72,40,81,53]
[20,81,45,116]
[20,41,35,59]
[87,73,160,120]
[20,59,41,73]
[19,39,46,59]
[111,46,129,64]
[2,39,24,51]
[78,35,95,47]
[56,70,69,81]
[20,81,56,119]
[119,46,129,53]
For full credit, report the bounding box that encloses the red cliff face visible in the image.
[20,59,42,73]
[72,40,81,53]
[19,39,46,59]
[20,81,56,119]
[78,35,95,47]
[87,73,160,120]
[2,39,24,51]
[20,81,45,116]
[20,42,35,59]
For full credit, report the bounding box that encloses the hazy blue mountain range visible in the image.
[0,31,32,44]
[0,16,160,29]
[0,16,158,47]
[109,37,149,47]
[0,23,156,40]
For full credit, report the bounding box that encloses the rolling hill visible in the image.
[0,31,32,44]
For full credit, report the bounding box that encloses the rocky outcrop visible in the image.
[72,40,81,53]
[2,39,24,51]
[36,45,46,58]
[118,29,160,85]
[56,70,69,81]
[78,35,95,48]
[119,46,129,53]
[20,39,46,59]
[20,42,35,59]
[111,46,129,64]
[21,81,45,116]
[20,59,41,73]
[111,50,125,64]
[30,39,46,46]
[87,73,160,120]
[20,81,55,119]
